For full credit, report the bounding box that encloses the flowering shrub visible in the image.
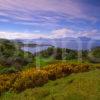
[44,62,89,80]
[12,69,48,92]
[0,73,18,94]
[0,62,90,93]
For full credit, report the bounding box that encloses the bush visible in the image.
[0,66,18,74]
[44,62,89,80]
[35,47,78,60]
[12,69,48,92]
[89,47,100,63]
[0,62,90,93]
[0,39,34,72]
[0,73,18,95]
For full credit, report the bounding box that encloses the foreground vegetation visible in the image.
[0,39,34,73]
[0,69,100,100]
[0,61,99,94]
[0,39,99,100]
[0,39,100,73]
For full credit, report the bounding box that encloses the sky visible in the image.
[0,0,100,39]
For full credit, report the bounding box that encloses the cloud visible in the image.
[0,28,99,39]
[0,28,76,39]
[0,0,99,25]
[0,29,73,39]
[0,0,99,40]
[50,28,100,39]
[50,28,76,38]
[0,0,82,17]
[0,31,49,39]
[80,29,100,39]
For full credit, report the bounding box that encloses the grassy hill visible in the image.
[0,61,99,99]
[0,39,34,73]
[0,39,99,100]
[0,69,100,100]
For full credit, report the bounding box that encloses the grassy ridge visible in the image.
[1,69,100,100]
[0,61,91,94]
[0,39,99,99]
[0,39,34,73]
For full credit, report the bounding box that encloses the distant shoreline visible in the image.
[20,43,52,47]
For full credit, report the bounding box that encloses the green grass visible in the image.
[0,66,18,74]
[21,56,55,70]
[1,69,100,100]
[35,56,55,67]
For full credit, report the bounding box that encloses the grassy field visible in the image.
[35,56,55,67]
[0,25,100,100]
[0,69,100,100]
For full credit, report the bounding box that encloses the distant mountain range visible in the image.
[14,37,100,50]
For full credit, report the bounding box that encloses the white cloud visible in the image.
[0,31,49,39]
[50,28,100,39]
[81,29,100,39]
[49,28,77,38]
[0,0,99,25]
[0,0,83,18]
[0,28,75,39]
[0,28,99,39]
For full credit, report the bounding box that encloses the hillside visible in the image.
[0,39,99,100]
[34,46,100,63]
[0,39,34,73]
[0,0,100,99]
[0,69,100,100]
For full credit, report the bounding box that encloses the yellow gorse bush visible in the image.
[0,62,90,94]
[12,69,48,92]
[43,62,89,80]
[0,73,19,94]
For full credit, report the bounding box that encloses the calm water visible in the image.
[21,40,100,54]
[21,46,50,54]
